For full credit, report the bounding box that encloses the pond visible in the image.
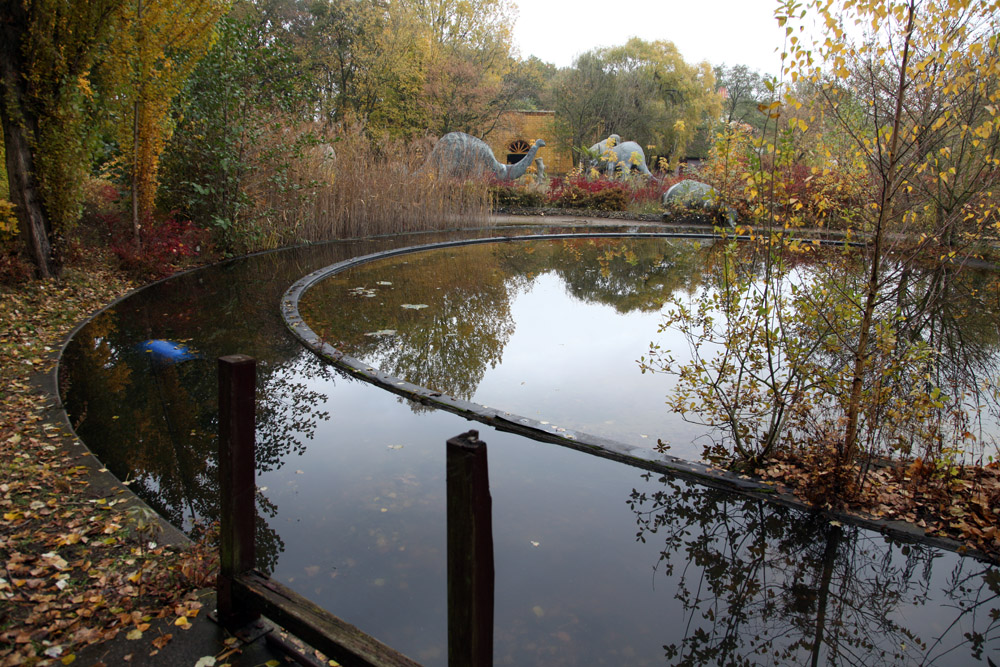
[60,228,1000,665]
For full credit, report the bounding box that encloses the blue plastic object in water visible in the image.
[138,339,202,365]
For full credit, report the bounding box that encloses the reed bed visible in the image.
[248,128,492,247]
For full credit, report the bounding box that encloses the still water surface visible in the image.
[298,237,711,457]
[60,230,999,664]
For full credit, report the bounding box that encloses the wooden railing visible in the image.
[216,355,495,667]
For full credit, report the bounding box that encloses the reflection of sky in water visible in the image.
[307,239,1000,464]
[264,361,1000,665]
[475,271,705,456]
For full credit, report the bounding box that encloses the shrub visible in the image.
[548,175,629,211]
[489,184,545,208]
[108,212,210,280]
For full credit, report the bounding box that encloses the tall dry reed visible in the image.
[248,127,492,247]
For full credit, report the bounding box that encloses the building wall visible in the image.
[488,111,574,177]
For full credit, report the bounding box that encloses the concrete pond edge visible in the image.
[281,231,998,565]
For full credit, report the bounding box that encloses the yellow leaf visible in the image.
[126,629,143,640]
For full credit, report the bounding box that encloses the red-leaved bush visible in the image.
[108,213,210,280]
[547,175,631,211]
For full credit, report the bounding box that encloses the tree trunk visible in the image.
[0,3,59,278]
[841,0,917,467]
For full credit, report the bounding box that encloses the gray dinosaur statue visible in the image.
[588,134,656,179]
[662,179,737,227]
[425,132,546,181]
[588,134,621,160]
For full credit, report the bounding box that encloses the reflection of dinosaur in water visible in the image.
[425,132,546,181]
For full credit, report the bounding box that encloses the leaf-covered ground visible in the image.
[759,450,1000,559]
[0,264,216,665]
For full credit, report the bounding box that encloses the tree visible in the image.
[303,0,427,139]
[554,39,721,170]
[99,0,227,245]
[552,52,620,159]
[600,38,721,167]
[643,0,1000,498]
[714,64,771,130]
[403,0,518,136]
[0,0,123,277]
[790,0,1000,472]
[504,56,557,111]
[157,1,313,250]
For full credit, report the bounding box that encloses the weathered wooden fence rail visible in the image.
[216,355,495,667]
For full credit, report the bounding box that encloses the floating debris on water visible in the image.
[401,304,429,310]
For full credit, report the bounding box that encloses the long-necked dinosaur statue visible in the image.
[425,132,546,181]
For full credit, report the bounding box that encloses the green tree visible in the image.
[0,0,123,277]
[552,52,619,160]
[303,0,427,139]
[99,0,227,244]
[157,1,313,251]
[714,63,771,130]
[600,38,721,167]
[505,56,557,111]
[554,38,721,170]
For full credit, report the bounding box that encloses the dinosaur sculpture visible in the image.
[425,132,546,181]
[588,134,655,179]
[662,179,737,227]
[588,134,622,161]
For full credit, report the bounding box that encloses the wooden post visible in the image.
[446,430,494,666]
[217,354,259,627]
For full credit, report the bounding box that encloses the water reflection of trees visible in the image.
[628,472,1000,664]
[299,237,714,402]
[61,249,344,573]
[300,245,517,402]
[796,255,1000,462]
[543,238,708,313]
[652,239,1000,465]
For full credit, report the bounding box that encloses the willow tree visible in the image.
[600,38,721,169]
[100,0,228,244]
[0,0,123,277]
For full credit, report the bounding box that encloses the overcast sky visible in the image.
[512,0,791,76]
